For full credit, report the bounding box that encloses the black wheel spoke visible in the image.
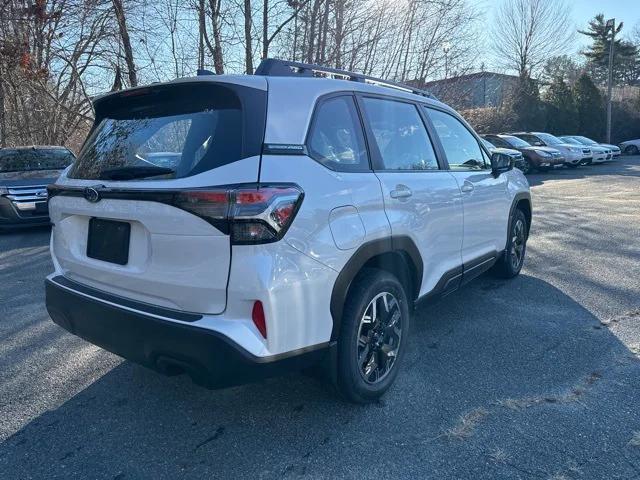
[356,292,403,384]
[510,218,526,268]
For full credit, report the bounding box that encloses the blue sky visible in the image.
[483,0,640,67]
[569,0,640,48]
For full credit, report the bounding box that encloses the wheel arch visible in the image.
[330,236,422,341]
[510,192,532,239]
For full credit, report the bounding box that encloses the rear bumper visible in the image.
[45,277,332,389]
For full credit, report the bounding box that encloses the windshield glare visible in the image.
[502,135,530,148]
[73,108,241,180]
[560,137,582,145]
[575,136,597,145]
[0,149,74,173]
[537,133,563,145]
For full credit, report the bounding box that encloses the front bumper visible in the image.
[45,277,331,389]
[564,155,582,165]
[0,196,50,229]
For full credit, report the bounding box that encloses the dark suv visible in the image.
[0,146,75,229]
[483,134,564,173]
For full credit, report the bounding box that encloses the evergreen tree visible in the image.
[543,76,577,134]
[572,73,605,140]
[507,74,544,131]
[580,14,639,85]
[541,55,581,85]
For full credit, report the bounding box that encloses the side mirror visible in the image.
[491,152,514,176]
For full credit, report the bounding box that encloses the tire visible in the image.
[625,145,639,156]
[519,157,531,174]
[337,268,410,404]
[493,209,528,279]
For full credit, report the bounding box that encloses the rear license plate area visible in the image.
[87,218,131,265]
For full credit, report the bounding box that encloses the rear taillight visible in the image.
[174,184,303,244]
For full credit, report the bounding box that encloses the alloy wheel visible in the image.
[356,292,402,384]
[510,218,525,270]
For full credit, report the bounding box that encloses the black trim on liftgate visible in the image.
[46,277,333,389]
[47,182,302,235]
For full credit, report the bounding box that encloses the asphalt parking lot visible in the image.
[1,157,639,479]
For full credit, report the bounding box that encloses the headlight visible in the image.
[0,186,8,195]
[538,151,550,157]
[569,147,580,153]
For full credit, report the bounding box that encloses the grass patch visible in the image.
[444,407,488,440]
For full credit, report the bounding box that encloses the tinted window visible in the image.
[501,135,531,148]
[486,136,509,148]
[426,108,487,170]
[361,98,438,171]
[536,133,564,145]
[559,137,581,145]
[517,134,543,146]
[70,83,262,181]
[0,148,74,173]
[307,96,369,171]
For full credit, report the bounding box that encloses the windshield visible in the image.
[537,133,563,145]
[69,83,264,181]
[0,148,74,173]
[560,137,582,145]
[481,138,495,149]
[574,136,597,145]
[501,135,531,148]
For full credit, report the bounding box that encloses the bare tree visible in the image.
[112,0,138,86]
[242,0,253,73]
[492,0,574,78]
[206,0,225,73]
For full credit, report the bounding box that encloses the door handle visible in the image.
[461,181,474,193]
[390,185,413,199]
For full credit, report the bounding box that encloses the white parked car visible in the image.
[45,59,532,403]
[619,139,640,156]
[511,132,592,167]
[559,136,609,164]
[563,135,619,159]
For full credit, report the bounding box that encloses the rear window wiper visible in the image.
[99,166,175,180]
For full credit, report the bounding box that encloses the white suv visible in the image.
[45,59,531,403]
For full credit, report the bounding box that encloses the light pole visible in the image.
[443,42,451,79]
[606,18,615,144]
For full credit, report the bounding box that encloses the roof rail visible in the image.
[255,58,435,99]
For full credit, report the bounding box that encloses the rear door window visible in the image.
[361,98,439,171]
[69,83,265,181]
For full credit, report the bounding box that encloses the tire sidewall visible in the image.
[506,209,528,275]
[337,270,410,403]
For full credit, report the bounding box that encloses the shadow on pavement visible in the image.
[525,156,640,187]
[1,274,639,479]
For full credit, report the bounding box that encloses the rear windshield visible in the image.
[69,83,265,181]
[0,148,74,173]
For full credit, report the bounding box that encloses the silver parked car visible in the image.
[562,135,619,159]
